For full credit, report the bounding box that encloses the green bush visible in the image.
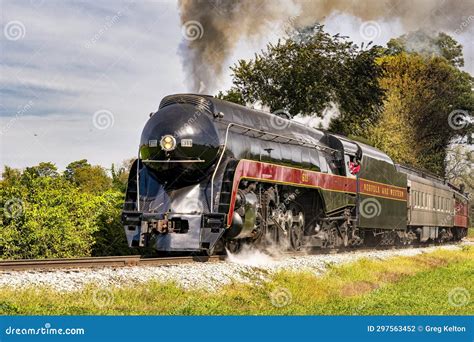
[91,191,133,256]
[0,162,131,259]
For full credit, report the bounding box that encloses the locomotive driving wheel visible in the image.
[327,226,338,248]
[289,212,304,251]
[289,223,303,251]
[225,239,242,254]
[322,221,339,248]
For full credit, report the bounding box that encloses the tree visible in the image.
[216,88,245,106]
[387,31,464,68]
[328,46,386,137]
[64,159,112,194]
[370,53,473,175]
[111,158,134,193]
[64,159,90,181]
[219,25,472,175]
[23,162,58,178]
[223,24,384,136]
[445,145,473,190]
[1,166,21,186]
[445,145,474,225]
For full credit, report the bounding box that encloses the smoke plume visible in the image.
[178,0,298,92]
[178,0,474,93]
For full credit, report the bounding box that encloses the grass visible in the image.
[468,227,474,239]
[0,246,473,315]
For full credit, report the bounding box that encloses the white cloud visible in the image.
[0,113,140,170]
[1,0,186,170]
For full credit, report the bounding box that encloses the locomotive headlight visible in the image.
[160,135,176,151]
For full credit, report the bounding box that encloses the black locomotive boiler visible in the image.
[122,94,469,254]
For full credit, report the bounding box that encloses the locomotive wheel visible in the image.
[268,213,282,247]
[270,225,281,246]
[322,222,339,248]
[289,222,304,251]
[225,239,242,254]
[327,227,338,248]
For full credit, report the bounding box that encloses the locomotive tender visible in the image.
[122,94,469,254]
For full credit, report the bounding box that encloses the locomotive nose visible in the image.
[139,103,220,185]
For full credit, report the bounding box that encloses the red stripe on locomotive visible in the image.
[226,160,407,226]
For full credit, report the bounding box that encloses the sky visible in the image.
[1,0,473,171]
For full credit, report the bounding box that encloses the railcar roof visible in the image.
[396,163,469,199]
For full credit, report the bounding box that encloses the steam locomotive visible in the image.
[122,94,469,254]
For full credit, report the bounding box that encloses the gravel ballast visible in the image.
[0,243,469,292]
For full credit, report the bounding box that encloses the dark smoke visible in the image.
[178,0,474,93]
[178,0,294,92]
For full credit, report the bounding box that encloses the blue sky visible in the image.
[1,0,472,171]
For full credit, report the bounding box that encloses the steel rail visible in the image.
[0,255,225,272]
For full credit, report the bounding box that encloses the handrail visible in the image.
[210,123,233,212]
[143,159,205,163]
[232,125,338,153]
[136,148,140,212]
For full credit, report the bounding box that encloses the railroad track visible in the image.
[0,255,225,271]
[0,241,466,272]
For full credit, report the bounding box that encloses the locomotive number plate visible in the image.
[181,139,193,147]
